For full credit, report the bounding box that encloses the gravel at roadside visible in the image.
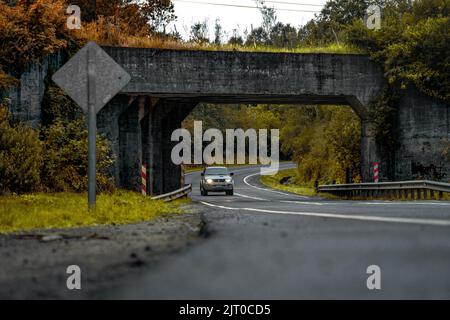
[0,205,204,299]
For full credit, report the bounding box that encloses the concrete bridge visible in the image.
[6,47,450,194]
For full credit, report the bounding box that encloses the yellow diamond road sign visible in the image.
[52,41,131,114]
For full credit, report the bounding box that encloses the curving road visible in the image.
[109,163,450,299]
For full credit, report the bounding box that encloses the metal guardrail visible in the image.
[317,180,450,200]
[151,184,192,202]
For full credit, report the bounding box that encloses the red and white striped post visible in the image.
[373,162,379,183]
[141,163,148,196]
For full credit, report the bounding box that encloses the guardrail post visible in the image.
[430,189,435,199]
[417,189,421,200]
[439,191,443,200]
[423,189,428,199]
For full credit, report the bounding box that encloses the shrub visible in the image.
[0,102,43,194]
[40,117,115,192]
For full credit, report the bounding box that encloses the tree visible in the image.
[0,101,43,194]
[214,19,223,45]
[346,0,450,101]
[326,108,361,182]
[190,20,209,44]
[255,0,277,35]
[245,26,268,46]
[0,0,68,84]
[70,0,176,35]
[144,0,176,33]
[298,0,392,46]
[228,28,244,46]
[269,23,299,48]
[40,118,114,192]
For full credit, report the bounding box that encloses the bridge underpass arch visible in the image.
[115,94,377,195]
[96,48,449,194]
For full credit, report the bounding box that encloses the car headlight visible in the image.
[206,179,213,184]
[225,178,232,183]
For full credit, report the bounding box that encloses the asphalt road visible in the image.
[107,163,450,299]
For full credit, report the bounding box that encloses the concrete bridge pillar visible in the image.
[97,95,129,186]
[144,99,197,195]
[347,97,388,183]
[360,120,385,182]
[117,96,149,190]
[98,95,151,191]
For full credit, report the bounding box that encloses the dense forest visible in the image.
[0,0,448,193]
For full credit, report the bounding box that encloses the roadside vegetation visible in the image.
[1,99,186,232]
[184,104,362,185]
[260,169,319,197]
[0,99,114,194]
[0,191,186,233]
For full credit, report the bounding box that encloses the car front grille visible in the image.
[213,179,226,183]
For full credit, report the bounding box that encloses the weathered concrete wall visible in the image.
[104,47,385,117]
[97,95,130,186]
[146,99,197,194]
[394,87,450,181]
[2,53,63,127]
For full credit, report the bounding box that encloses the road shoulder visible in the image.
[0,205,205,299]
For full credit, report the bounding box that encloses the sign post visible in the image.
[87,44,97,208]
[52,41,131,209]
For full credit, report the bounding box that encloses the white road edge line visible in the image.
[282,200,450,207]
[282,200,324,206]
[243,171,310,199]
[199,201,450,227]
[235,193,269,201]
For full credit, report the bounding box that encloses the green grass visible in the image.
[79,19,363,55]
[185,43,364,55]
[260,168,340,199]
[95,34,363,55]
[0,191,187,233]
[260,168,319,197]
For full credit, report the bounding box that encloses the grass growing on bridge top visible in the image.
[74,16,364,54]
[77,25,363,55]
[123,37,363,54]
[0,191,186,233]
[114,37,363,54]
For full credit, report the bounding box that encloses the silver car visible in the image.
[200,167,234,196]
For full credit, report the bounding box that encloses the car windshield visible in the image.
[204,167,229,175]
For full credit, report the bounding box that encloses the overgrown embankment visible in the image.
[259,168,322,198]
[0,191,188,233]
